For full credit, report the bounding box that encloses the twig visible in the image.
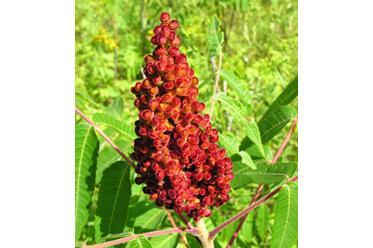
[165,209,190,247]
[209,52,223,119]
[75,107,136,169]
[225,185,263,248]
[225,117,298,247]
[82,227,199,248]
[272,116,298,163]
[209,176,298,240]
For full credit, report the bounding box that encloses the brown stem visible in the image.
[75,107,136,169]
[225,117,298,247]
[209,176,298,240]
[82,227,199,248]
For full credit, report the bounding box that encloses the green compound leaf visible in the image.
[218,132,239,156]
[256,204,270,240]
[257,77,298,144]
[240,213,254,245]
[244,161,298,185]
[261,77,298,120]
[258,106,297,144]
[75,124,99,241]
[93,113,135,142]
[220,69,252,105]
[215,93,250,127]
[96,161,132,238]
[127,235,153,248]
[96,139,129,184]
[151,234,178,248]
[208,15,224,56]
[270,182,298,248]
[108,96,124,119]
[231,152,255,189]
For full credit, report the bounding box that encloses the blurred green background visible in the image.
[76,0,297,247]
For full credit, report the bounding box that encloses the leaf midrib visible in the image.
[75,127,92,219]
[278,185,291,248]
[107,167,127,233]
[140,210,164,231]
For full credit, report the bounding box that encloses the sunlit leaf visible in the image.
[220,69,251,105]
[93,113,135,142]
[127,235,153,248]
[208,15,224,56]
[151,234,178,248]
[218,133,239,156]
[134,208,165,232]
[75,124,99,241]
[270,182,298,248]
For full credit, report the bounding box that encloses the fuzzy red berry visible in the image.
[131,12,233,221]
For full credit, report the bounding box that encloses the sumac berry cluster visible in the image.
[131,12,233,221]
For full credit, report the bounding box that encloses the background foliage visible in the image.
[75,0,298,247]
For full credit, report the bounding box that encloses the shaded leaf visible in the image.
[75,124,99,241]
[231,152,255,189]
[256,205,270,239]
[259,106,297,144]
[96,161,132,238]
[261,77,298,121]
[270,182,298,248]
[240,213,254,244]
[238,121,265,157]
[186,234,201,248]
[244,161,297,184]
[96,139,128,183]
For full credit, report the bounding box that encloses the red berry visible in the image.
[160,12,170,23]
[131,12,233,221]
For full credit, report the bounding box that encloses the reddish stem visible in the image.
[226,185,263,248]
[272,116,298,163]
[209,176,298,240]
[75,107,136,169]
[225,117,298,247]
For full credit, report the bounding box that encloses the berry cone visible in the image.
[131,12,233,221]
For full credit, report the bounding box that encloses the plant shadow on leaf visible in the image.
[125,200,156,230]
[95,161,131,238]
